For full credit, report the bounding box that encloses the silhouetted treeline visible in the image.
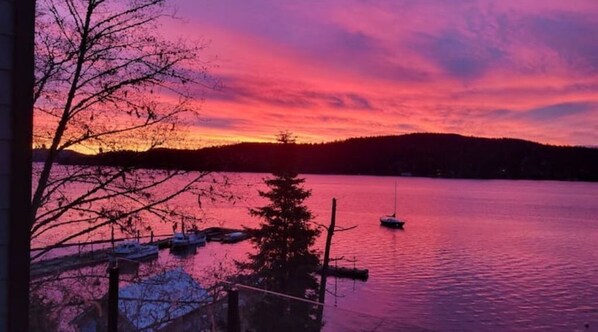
[33,133,598,181]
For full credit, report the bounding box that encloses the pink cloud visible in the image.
[154,0,598,147]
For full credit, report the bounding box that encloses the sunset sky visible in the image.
[168,0,598,147]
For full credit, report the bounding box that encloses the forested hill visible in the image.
[35,134,598,181]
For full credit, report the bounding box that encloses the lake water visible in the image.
[36,171,598,331]
[172,174,598,331]
[300,175,598,331]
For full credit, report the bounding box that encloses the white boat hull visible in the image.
[111,241,159,261]
[119,246,158,260]
[171,231,207,248]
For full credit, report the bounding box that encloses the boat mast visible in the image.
[393,181,397,217]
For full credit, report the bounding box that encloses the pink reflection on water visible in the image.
[35,170,598,330]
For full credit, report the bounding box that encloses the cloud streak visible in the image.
[166,0,598,147]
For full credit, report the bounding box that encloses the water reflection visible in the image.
[33,174,598,331]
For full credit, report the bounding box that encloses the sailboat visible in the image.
[379,182,406,228]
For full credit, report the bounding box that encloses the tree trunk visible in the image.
[316,198,336,326]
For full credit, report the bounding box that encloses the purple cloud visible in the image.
[415,30,507,80]
[170,0,598,146]
[490,102,596,123]
[525,13,598,73]
[523,102,596,121]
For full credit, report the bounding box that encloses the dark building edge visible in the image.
[9,0,34,330]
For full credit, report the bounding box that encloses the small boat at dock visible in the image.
[222,231,249,243]
[171,231,206,249]
[110,241,158,261]
[202,227,252,242]
[191,231,207,246]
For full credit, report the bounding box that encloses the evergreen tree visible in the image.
[241,132,321,331]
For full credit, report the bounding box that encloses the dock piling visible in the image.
[227,288,240,332]
[107,264,119,332]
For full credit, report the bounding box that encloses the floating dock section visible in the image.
[318,266,369,281]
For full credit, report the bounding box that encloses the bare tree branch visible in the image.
[32,0,227,261]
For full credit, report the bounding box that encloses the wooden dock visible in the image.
[317,266,369,281]
[203,227,252,242]
[31,238,171,278]
[30,227,252,278]
[31,248,111,278]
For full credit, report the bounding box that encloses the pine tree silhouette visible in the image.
[240,132,321,331]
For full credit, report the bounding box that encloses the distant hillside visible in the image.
[34,133,598,181]
[32,148,87,164]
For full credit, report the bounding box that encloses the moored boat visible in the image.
[380,214,406,228]
[222,231,249,243]
[171,231,207,248]
[110,240,159,261]
[171,232,189,248]
[190,230,207,246]
[380,182,406,228]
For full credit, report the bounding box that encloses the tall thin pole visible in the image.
[108,265,120,332]
[317,198,336,325]
[227,288,240,332]
[393,181,397,216]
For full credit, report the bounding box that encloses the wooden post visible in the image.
[150,231,154,243]
[317,198,336,325]
[227,288,240,332]
[107,265,120,332]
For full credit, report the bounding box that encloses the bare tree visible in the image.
[32,0,227,259]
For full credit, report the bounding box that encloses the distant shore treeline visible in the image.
[34,133,598,181]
